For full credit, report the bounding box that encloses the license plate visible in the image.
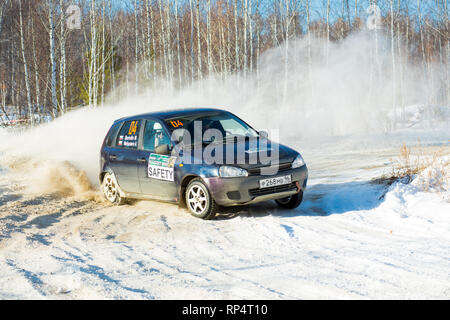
[259,175,292,189]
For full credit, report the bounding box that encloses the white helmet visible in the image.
[153,122,163,130]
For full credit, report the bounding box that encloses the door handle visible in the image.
[109,154,117,160]
[137,158,147,163]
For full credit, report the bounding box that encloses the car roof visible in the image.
[114,107,229,123]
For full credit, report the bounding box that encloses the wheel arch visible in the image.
[99,167,115,184]
[179,174,203,207]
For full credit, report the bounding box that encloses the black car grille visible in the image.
[247,162,292,176]
[249,182,297,197]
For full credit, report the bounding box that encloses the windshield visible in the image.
[165,112,259,145]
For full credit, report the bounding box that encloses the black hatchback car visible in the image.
[100,108,308,219]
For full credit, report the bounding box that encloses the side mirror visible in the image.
[259,130,269,139]
[172,129,185,144]
[155,144,170,155]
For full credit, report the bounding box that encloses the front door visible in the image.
[137,119,178,201]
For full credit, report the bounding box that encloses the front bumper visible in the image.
[203,165,308,206]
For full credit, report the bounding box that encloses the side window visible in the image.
[116,120,141,149]
[143,120,171,151]
[105,121,122,147]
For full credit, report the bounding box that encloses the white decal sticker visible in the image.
[148,165,174,181]
[147,153,177,181]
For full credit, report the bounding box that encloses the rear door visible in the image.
[107,119,142,193]
[136,119,178,201]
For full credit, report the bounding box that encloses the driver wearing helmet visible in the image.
[153,122,165,148]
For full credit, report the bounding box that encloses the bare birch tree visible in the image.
[49,0,58,116]
[60,0,67,113]
[19,0,32,124]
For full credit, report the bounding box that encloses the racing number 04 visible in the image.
[128,121,138,135]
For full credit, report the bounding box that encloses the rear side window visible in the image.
[105,122,122,147]
[116,120,141,149]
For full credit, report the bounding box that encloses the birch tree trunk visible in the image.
[206,0,213,75]
[234,0,239,72]
[189,0,195,82]
[243,0,248,77]
[165,0,173,82]
[0,0,7,38]
[108,0,116,99]
[145,0,152,82]
[283,0,290,101]
[134,0,140,94]
[88,0,98,107]
[60,0,67,113]
[255,0,260,88]
[49,0,58,116]
[226,0,232,80]
[0,0,9,120]
[326,0,330,68]
[1,84,9,122]
[220,24,227,78]
[390,0,396,121]
[31,15,40,121]
[397,0,404,116]
[306,0,313,107]
[249,0,253,74]
[196,0,202,80]
[19,0,33,125]
[101,0,106,105]
[175,0,182,86]
[445,0,449,106]
[159,0,169,80]
[148,0,157,82]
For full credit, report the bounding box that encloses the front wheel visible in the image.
[275,190,303,209]
[185,178,218,220]
[101,172,127,205]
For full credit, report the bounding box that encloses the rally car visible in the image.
[100,108,308,219]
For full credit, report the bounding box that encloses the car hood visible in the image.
[177,138,299,169]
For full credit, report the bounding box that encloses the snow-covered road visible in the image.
[0,136,449,299]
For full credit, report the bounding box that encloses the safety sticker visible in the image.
[147,153,176,181]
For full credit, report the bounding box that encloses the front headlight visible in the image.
[219,166,248,177]
[291,154,305,168]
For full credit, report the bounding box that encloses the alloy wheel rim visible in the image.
[187,185,208,214]
[103,175,117,202]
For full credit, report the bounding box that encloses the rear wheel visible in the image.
[185,178,218,220]
[275,190,303,209]
[101,172,127,205]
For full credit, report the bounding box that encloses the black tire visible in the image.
[275,190,303,209]
[185,178,218,220]
[101,172,127,205]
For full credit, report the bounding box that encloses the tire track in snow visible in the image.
[5,259,47,297]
